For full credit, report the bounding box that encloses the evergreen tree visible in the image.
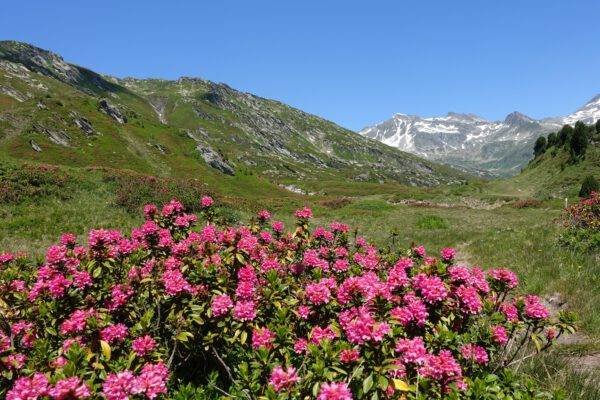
[533,136,547,157]
[596,119,600,135]
[579,175,599,198]
[570,121,588,159]
[547,132,558,147]
[558,124,573,146]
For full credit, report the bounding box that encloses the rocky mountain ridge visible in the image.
[360,96,600,176]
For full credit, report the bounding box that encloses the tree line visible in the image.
[533,119,600,161]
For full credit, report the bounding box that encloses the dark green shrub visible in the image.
[533,136,547,157]
[579,175,599,198]
[558,124,573,146]
[569,121,588,161]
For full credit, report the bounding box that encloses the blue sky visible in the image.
[2,1,600,130]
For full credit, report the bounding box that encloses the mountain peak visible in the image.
[504,111,535,125]
[0,40,122,95]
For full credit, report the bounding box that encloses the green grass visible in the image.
[415,215,449,229]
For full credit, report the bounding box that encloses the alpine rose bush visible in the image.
[0,199,575,399]
[559,191,600,251]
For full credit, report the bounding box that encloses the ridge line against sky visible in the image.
[1,0,600,131]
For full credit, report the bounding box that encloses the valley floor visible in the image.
[1,158,599,398]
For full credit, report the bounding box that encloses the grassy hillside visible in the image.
[484,134,600,200]
[0,40,467,191]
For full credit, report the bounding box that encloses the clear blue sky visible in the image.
[2,1,600,130]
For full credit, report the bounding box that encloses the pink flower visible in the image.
[161,269,192,296]
[297,305,311,319]
[413,245,426,257]
[233,301,257,321]
[106,284,133,311]
[333,259,349,272]
[161,199,184,217]
[418,350,463,386]
[100,323,128,344]
[339,307,389,344]
[460,344,489,365]
[317,382,353,400]
[523,295,549,320]
[257,210,272,221]
[271,221,284,233]
[294,338,308,354]
[395,336,428,364]
[60,233,77,247]
[72,271,92,289]
[330,222,349,233]
[448,266,471,283]
[5,353,27,370]
[211,294,233,317]
[0,252,15,266]
[60,309,93,335]
[310,326,338,345]
[7,373,49,400]
[413,274,448,303]
[294,207,313,219]
[252,327,276,349]
[201,196,214,208]
[143,204,158,219]
[134,362,169,399]
[455,285,483,314]
[49,377,91,399]
[132,335,156,356]
[488,269,519,289]
[440,247,456,262]
[340,349,360,363]
[303,249,329,270]
[500,303,519,323]
[102,371,136,400]
[269,366,299,392]
[305,281,332,305]
[491,325,508,345]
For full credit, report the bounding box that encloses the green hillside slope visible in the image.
[0,40,467,193]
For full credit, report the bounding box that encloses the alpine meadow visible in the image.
[1,4,600,399]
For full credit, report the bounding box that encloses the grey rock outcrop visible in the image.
[29,139,41,152]
[33,124,70,146]
[98,99,127,124]
[196,144,235,175]
[71,113,96,136]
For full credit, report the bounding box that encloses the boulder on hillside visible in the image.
[70,112,96,136]
[98,99,127,124]
[196,145,235,176]
[29,139,41,152]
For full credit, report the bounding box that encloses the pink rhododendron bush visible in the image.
[0,199,576,399]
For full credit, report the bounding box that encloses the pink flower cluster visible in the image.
[0,199,567,399]
[102,363,169,400]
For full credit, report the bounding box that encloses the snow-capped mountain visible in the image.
[360,95,600,176]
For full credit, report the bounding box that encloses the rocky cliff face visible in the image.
[360,97,600,176]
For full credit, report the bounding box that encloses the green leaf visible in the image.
[100,340,111,360]
[393,379,411,392]
[378,375,389,390]
[176,331,193,342]
[363,374,374,394]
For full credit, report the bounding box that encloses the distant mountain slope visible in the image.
[0,40,466,189]
[360,96,600,177]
